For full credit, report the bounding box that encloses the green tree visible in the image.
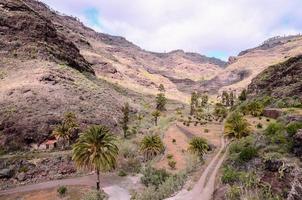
[229,91,235,106]
[158,84,165,93]
[214,103,228,120]
[52,112,78,149]
[238,89,247,101]
[201,94,208,107]
[121,102,130,138]
[247,101,263,117]
[190,92,198,115]
[140,134,164,161]
[222,91,230,106]
[224,112,251,139]
[152,110,161,126]
[72,125,118,191]
[156,93,167,111]
[188,137,209,158]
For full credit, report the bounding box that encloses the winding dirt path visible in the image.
[166,134,228,200]
[0,174,139,200]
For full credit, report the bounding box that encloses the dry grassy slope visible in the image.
[23,0,226,103]
[215,35,302,93]
[0,0,149,150]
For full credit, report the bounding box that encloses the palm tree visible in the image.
[52,123,70,150]
[224,112,251,139]
[72,125,119,190]
[188,137,209,158]
[152,110,161,126]
[140,134,164,161]
[52,112,78,149]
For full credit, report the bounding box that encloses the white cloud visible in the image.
[41,0,302,60]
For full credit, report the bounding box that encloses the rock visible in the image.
[293,129,302,157]
[287,169,302,200]
[0,168,14,179]
[263,108,282,119]
[17,172,26,181]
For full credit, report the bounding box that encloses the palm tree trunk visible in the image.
[96,169,100,190]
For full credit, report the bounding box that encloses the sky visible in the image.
[41,0,302,61]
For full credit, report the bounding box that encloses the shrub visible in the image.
[188,137,209,158]
[204,128,209,133]
[57,186,67,196]
[266,119,270,122]
[118,170,127,177]
[172,139,176,143]
[256,123,263,129]
[265,122,284,136]
[227,185,241,200]
[221,167,240,184]
[166,154,173,160]
[141,167,170,188]
[237,146,258,163]
[286,121,302,136]
[224,112,251,139]
[134,173,186,200]
[168,159,176,169]
[121,157,141,174]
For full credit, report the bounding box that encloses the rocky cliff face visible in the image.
[247,55,302,98]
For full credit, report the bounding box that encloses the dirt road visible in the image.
[0,173,139,200]
[166,135,228,200]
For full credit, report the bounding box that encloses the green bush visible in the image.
[237,146,258,163]
[133,173,186,200]
[221,167,240,184]
[57,185,67,196]
[265,122,284,136]
[204,128,209,133]
[227,185,241,200]
[172,139,176,143]
[141,167,170,188]
[286,121,302,136]
[121,157,141,173]
[118,170,127,177]
[168,159,176,169]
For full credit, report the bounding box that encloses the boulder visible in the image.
[0,168,14,179]
[263,108,282,119]
[17,172,26,182]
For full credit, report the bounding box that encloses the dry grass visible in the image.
[0,186,91,200]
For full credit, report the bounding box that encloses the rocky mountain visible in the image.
[18,0,226,102]
[206,35,302,93]
[248,55,302,98]
[0,0,224,150]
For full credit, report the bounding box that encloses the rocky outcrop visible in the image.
[0,0,93,74]
[247,55,302,98]
[293,129,302,157]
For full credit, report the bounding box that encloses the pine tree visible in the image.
[121,102,130,138]
[190,92,198,115]
[238,89,247,101]
[156,93,167,111]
